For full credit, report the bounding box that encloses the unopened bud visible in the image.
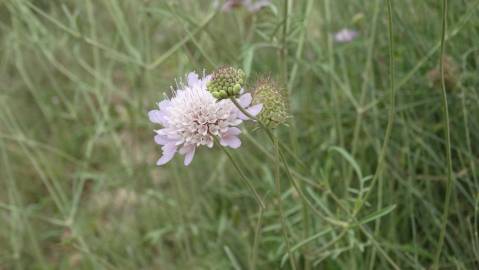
[207,66,246,100]
[252,77,289,128]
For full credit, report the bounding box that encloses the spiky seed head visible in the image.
[427,55,460,91]
[207,66,246,100]
[252,77,289,128]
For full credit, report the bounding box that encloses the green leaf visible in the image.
[357,205,397,225]
[242,45,255,77]
[280,227,333,267]
[329,146,363,180]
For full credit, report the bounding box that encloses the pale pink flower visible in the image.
[148,72,262,166]
[334,28,359,43]
[222,0,271,12]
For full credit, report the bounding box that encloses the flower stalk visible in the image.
[274,133,297,270]
[217,139,266,209]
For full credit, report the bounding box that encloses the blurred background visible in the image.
[1,0,479,269]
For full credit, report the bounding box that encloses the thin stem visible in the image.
[324,0,345,152]
[369,1,389,268]
[217,140,265,209]
[250,206,264,270]
[281,0,290,86]
[230,98,400,268]
[231,97,315,261]
[230,98,323,218]
[274,134,298,270]
[461,84,477,184]
[172,164,193,259]
[230,98,274,141]
[352,0,397,216]
[347,0,381,187]
[434,0,453,268]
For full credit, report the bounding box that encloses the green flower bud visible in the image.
[252,77,289,128]
[233,84,241,94]
[207,66,246,100]
[219,90,227,98]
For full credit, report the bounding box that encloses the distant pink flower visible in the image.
[148,72,262,166]
[334,28,359,43]
[222,0,271,12]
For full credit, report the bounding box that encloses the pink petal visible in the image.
[334,29,359,43]
[157,144,177,166]
[238,112,249,120]
[238,93,252,107]
[158,100,171,110]
[220,135,241,149]
[237,103,262,120]
[179,144,194,154]
[154,135,168,145]
[178,144,197,166]
[200,75,212,88]
[206,138,214,148]
[226,127,241,136]
[229,119,243,125]
[148,110,164,124]
[187,72,199,86]
[183,148,196,166]
[247,103,263,117]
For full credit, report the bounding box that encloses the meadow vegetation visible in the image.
[1,0,479,269]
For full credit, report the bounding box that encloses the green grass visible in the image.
[1,0,479,269]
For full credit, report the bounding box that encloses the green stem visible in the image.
[347,0,381,187]
[281,0,290,86]
[231,97,319,262]
[433,0,453,268]
[229,98,319,214]
[352,0,397,217]
[250,206,264,270]
[217,140,265,209]
[231,97,401,269]
[369,0,391,268]
[274,134,298,270]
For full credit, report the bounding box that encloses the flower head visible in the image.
[207,66,245,100]
[334,28,359,43]
[148,72,262,166]
[222,0,271,13]
[427,55,460,91]
[252,77,289,128]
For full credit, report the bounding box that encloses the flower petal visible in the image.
[158,100,171,110]
[178,144,197,166]
[156,144,177,166]
[154,134,170,145]
[226,127,241,136]
[179,144,194,154]
[199,74,212,89]
[148,110,164,124]
[238,112,249,120]
[220,135,241,149]
[238,93,252,107]
[183,147,196,166]
[228,118,243,125]
[334,29,359,43]
[206,137,214,148]
[187,72,199,87]
[247,103,263,117]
